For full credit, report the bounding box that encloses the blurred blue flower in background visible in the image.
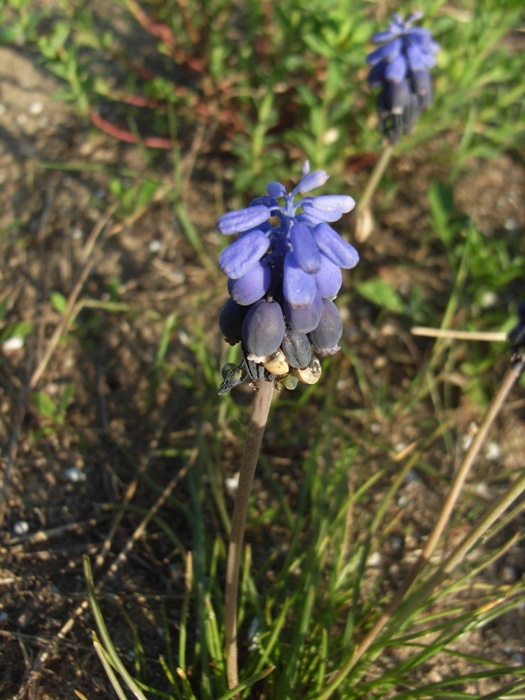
[367,12,439,143]
[218,162,358,387]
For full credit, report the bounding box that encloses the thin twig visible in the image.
[357,145,394,214]
[353,145,394,242]
[225,380,274,695]
[412,326,507,342]
[29,207,116,390]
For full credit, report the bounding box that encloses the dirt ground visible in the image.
[1,42,525,700]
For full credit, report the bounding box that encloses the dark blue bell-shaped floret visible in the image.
[281,329,312,369]
[410,69,432,109]
[283,289,323,334]
[314,251,343,299]
[245,357,267,382]
[401,94,421,135]
[219,298,251,345]
[380,80,411,115]
[228,261,271,305]
[309,299,343,356]
[242,300,286,359]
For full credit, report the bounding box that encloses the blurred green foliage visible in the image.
[1,0,523,191]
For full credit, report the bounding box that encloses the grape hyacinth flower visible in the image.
[218,161,359,390]
[367,12,439,143]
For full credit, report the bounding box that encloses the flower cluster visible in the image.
[367,12,439,143]
[218,162,358,390]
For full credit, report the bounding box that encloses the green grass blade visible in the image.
[83,556,148,700]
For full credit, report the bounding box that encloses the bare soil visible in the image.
[0,42,524,700]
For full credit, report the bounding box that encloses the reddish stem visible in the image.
[90,110,175,149]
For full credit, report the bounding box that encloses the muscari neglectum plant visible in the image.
[217,162,359,692]
[356,12,440,240]
[216,14,439,694]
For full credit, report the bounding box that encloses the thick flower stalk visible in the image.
[218,161,359,390]
[367,12,439,143]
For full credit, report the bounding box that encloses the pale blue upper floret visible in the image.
[367,13,439,85]
[217,161,358,311]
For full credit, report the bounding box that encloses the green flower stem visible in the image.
[225,380,275,694]
[357,144,394,214]
[318,355,523,700]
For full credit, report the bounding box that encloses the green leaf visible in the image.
[0,321,33,343]
[32,391,59,422]
[58,384,74,417]
[0,298,9,322]
[428,182,455,248]
[355,279,406,314]
[50,290,68,314]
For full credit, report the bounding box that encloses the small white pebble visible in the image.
[2,336,24,352]
[475,482,492,499]
[505,218,519,231]
[63,466,86,483]
[370,422,381,434]
[390,535,404,552]
[71,226,83,240]
[397,495,410,508]
[16,113,28,125]
[12,520,29,536]
[28,100,44,115]
[480,291,498,308]
[148,239,162,253]
[485,441,502,461]
[368,552,382,567]
[394,442,407,453]
[178,330,191,347]
[320,127,339,146]
[170,271,185,285]
[459,434,473,452]
[225,475,239,495]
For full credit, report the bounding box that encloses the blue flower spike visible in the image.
[218,162,359,392]
[367,12,439,143]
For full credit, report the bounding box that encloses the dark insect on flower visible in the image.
[217,162,359,391]
[218,363,246,395]
[367,12,439,143]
